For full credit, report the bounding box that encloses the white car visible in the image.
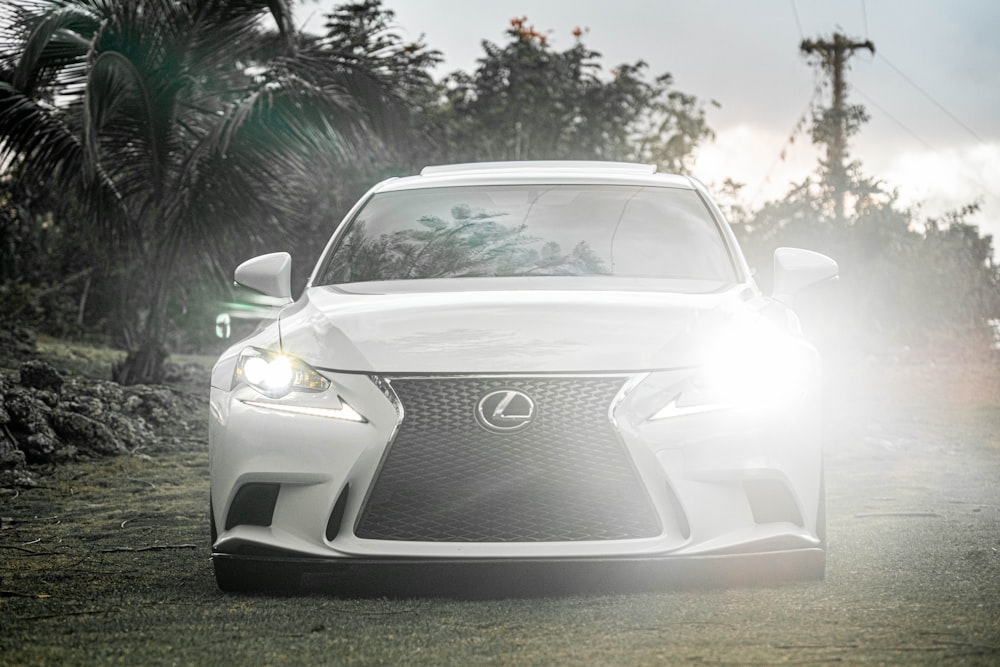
[209,161,837,593]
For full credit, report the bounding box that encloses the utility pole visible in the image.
[800,33,874,221]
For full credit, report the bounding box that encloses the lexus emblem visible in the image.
[475,389,536,434]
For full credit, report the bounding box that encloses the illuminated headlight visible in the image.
[650,327,813,421]
[233,347,331,398]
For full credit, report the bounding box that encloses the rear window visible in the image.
[315,185,736,285]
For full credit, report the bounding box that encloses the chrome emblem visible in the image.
[475,389,536,434]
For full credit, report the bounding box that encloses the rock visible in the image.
[61,396,105,419]
[0,326,37,361]
[33,389,60,408]
[103,412,153,451]
[22,431,63,463]
[0,354,205,489]
[18,360,64,394]
[1,446,26,470]
[0,377,29,483]
[0,424,20,458]
[50,410,127,457]
[5,387,55,439]
[62,377,124,408]
[0,466,36,488]
[123,385,176,426]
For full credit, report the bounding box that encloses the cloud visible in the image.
[878,143,1000,220]
[695,125,1000,241]
[692,123,818,204]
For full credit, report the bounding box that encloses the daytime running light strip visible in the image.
[241,399,368,423]
[650,399,730,420]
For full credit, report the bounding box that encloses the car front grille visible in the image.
[354,376,661,542]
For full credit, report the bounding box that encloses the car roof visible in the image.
[371,161,697,193]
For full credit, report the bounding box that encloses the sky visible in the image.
[297,0,1000,240]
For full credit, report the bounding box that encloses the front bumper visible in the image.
[210,369,824,570]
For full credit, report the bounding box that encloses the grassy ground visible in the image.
[1,349,998,665]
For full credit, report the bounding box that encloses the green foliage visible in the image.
[3,1,993,366]
[0,171,109,339]
[731,165,1000,357]
[266,1,445,293]
[0,280,82,338]
[0,0,407,382]
[439,17,715,170]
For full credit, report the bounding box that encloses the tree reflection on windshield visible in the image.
[317,184,736,285]
[326,203,607,283]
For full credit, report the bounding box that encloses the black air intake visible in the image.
[225,483,279,530]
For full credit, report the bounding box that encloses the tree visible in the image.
[0,0,404,383]
[728,40,1000,356]
[439,17,715,171]
[276,0,444,292]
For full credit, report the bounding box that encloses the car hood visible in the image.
[278,282,759,374]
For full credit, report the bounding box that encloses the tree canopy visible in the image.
[0,0,409,382]
[0,2,996,372]
[440,17,715,170]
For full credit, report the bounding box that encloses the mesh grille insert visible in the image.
[355,376,661,542]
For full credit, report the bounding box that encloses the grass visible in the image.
[1,340,999,665]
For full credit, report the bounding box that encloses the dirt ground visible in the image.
[1,359,999,665]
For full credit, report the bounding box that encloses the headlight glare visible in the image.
[234,347,330,397]
[649,325,814,421]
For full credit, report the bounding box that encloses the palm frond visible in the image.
[6,2,101,95]
[0,78,128,242]
[83,50,163,196]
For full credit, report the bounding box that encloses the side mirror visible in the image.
[772,247,838,305]
[234,252,292,301]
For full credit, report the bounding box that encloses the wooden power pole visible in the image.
[800,33,875,221]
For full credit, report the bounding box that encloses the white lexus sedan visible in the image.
[209,161,838,593]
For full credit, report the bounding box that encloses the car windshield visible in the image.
[315,185,737,285]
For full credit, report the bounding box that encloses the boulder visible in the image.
[123,385,177,426]
[23,431,74,463]
[4,386,59,462]
[50,409,127,457]
[18,360,64,394]
[0,356,203,487]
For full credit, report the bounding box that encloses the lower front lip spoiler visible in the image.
[211,548,825,596]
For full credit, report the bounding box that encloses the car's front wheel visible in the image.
[809,469,827,581]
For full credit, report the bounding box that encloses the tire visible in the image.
[816,468,827,546]
[810,467,827,581]
[209,499,218,546]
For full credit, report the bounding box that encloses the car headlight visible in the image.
[233,347,331,398]
[649,325,814,421]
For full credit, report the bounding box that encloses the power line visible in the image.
[851,3,996,215]
[876,52,987,145]
[853,85,935,150]
[789,0,804,41]
[749,86,821,203]
[854,87,999,214]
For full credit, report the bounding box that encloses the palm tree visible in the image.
[0,0,401,383]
